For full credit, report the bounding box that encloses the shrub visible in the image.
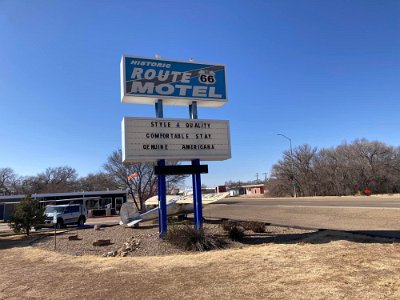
[8,194,45,236]
[221,220,245,241]
[166,225,225,251]
[227,225,245,241]
[241,221,266,233]
[221,220,238,231]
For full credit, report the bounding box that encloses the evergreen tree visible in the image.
[8,195,45,236]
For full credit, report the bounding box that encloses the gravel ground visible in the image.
[31,221,317,257]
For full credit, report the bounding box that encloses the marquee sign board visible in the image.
[120,56,227,107]
[122,117,231,162]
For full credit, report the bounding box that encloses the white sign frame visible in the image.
[122,117,231,162]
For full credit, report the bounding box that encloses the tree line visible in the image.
[267,139,400,197]
[0,149,186,211]
[4,139,399,201]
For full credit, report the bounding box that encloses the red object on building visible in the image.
[215,185,227,193]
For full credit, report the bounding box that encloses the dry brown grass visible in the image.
[1,231,400,299]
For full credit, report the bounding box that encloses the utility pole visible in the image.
[262,172,268,182]
[277,133,297,198]
[255,173,259,183]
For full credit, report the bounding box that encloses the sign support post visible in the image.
[155,99,168,238]
[53,215,57,250]
[190,101,203,230]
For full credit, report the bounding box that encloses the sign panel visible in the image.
[122,117,231,162]
[120,56,227,107]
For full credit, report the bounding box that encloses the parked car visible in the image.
[44,204,87,228]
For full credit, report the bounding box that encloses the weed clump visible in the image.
[221,220,237,231]
[241,221,266,233]
[167,215,191,225]
[166,225,226,251]
[228,226,245,241]
[221,220,245,241]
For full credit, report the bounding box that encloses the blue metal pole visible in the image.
[193,159,202,229]
[157,159,167,237]
[191,159,198,224]
[189,102,203,230]
[157,171,161,234]
[156,100,168,238]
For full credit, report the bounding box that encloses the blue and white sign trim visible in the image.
[120,56,228,107]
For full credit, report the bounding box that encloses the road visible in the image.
[203,196,400,236]
[216,196,400,208]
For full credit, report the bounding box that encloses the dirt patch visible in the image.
[3,221,400,299]
[1,230,400,299]
[31,222,316,256]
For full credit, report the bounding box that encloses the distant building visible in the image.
[226,184,266,197]
[0,190,128,221]
[241,184,265,195]
[228,187,246,196]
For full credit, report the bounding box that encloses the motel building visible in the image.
[0,190,128,221]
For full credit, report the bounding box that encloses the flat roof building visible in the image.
[0,190,128,221]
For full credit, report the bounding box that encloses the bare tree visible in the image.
[270,151,296,196]
[270,139,400,197]
[103,150,187,211]
[313,148,346,195]
[292,144,318,196]
[77,172,119,191]
[22,166,78,194]
[265,178,291,197]
[224,180,247,189]
[0,168,19,195]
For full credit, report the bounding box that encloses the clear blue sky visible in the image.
[1,0,399,187]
